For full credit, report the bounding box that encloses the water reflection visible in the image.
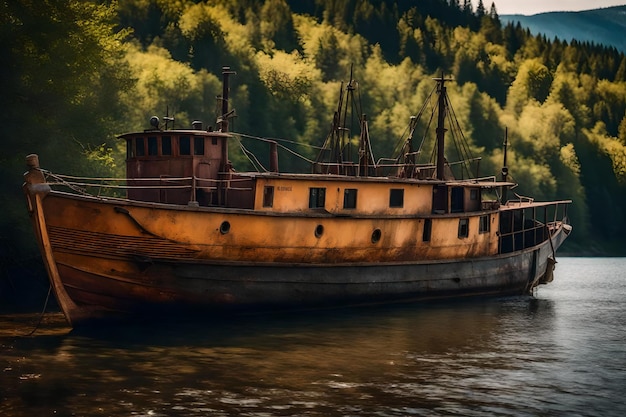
[0,299,549,416]
[2,258,625,416]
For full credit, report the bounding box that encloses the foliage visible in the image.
[3,0,626,260]
[124,42,222,130]
[0,0,132,257]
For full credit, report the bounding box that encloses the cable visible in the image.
[26,284,52,336]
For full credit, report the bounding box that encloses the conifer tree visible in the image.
[476,0,486,18]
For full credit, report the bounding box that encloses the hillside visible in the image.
[502,5,626,52]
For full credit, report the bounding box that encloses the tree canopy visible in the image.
[3,0,626,268]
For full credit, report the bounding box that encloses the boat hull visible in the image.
[25,187,570,327]
[57,242,561,311]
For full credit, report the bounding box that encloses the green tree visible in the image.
[618,114,626,145]
[0,0,132,255]
[260,0,299,52]
[506,59,553,116]
[479,2,501,44]
[576,125,626,241]
[315,30,342,81]
[548,69,590,130]
[475,0,486,18]
[464,82,504,152]
[178,3,229,73]
[397,8,424,63]
[124,43,222,130]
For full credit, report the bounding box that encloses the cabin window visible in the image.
[194,137,204,155]
[162,136,172,155]
[343,189,357,209]
[458,218,469,238]
[309,188,326,209]
[136,137,145,157]
[389,189,404,208]
[212,137,218,145]
[179,136,191,155]
[148,136,158,156]
[263,186,274,208]
[479,215,490,233]
[451,187,464,213]
[423,219,432,242]
[432,185,447,213]
[470,189,479,201]
[127,140,133,158]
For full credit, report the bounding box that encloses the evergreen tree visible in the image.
[315,31,342,81]
[463,0,474,14]
[476,0,486,18]
[260,0,299,52]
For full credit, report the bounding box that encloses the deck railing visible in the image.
[41,171,255,206]
[498,201,569,254]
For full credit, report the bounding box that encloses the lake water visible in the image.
[1,257,625,416]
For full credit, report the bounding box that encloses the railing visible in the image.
[41,171,254,206]
[312,160,439,178]
[498,201,569,254]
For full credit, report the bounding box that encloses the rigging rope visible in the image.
[233,133,318,165]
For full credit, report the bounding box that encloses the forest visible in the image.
[2,0,626,296]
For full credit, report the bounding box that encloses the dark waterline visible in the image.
[1,257,625,416]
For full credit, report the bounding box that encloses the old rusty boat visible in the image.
[23,68,572,327]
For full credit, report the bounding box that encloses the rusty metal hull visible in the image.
[24,187,570,327]
[58,238,562,311]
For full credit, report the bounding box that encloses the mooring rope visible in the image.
[26,284,52,336]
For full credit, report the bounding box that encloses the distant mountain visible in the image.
[501,5,626,52]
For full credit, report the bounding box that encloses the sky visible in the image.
[473,0,626,15]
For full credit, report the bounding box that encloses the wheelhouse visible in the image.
[120,125,230,206]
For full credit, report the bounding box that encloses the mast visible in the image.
[405,115,418,178]
[501,127,509,203]
[435,75,449,180]
[342,66,356,167]
[332,82,344,170]
[358,114,370,176]
[219,66,236,167]
[220,66,236,133]
[218,66,236,205]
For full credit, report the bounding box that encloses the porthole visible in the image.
[315,224,324,238]
[371,228,382,243]
[220,221,231,234]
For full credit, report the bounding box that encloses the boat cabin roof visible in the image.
[233,172,516,188]
[118,129,231,140]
